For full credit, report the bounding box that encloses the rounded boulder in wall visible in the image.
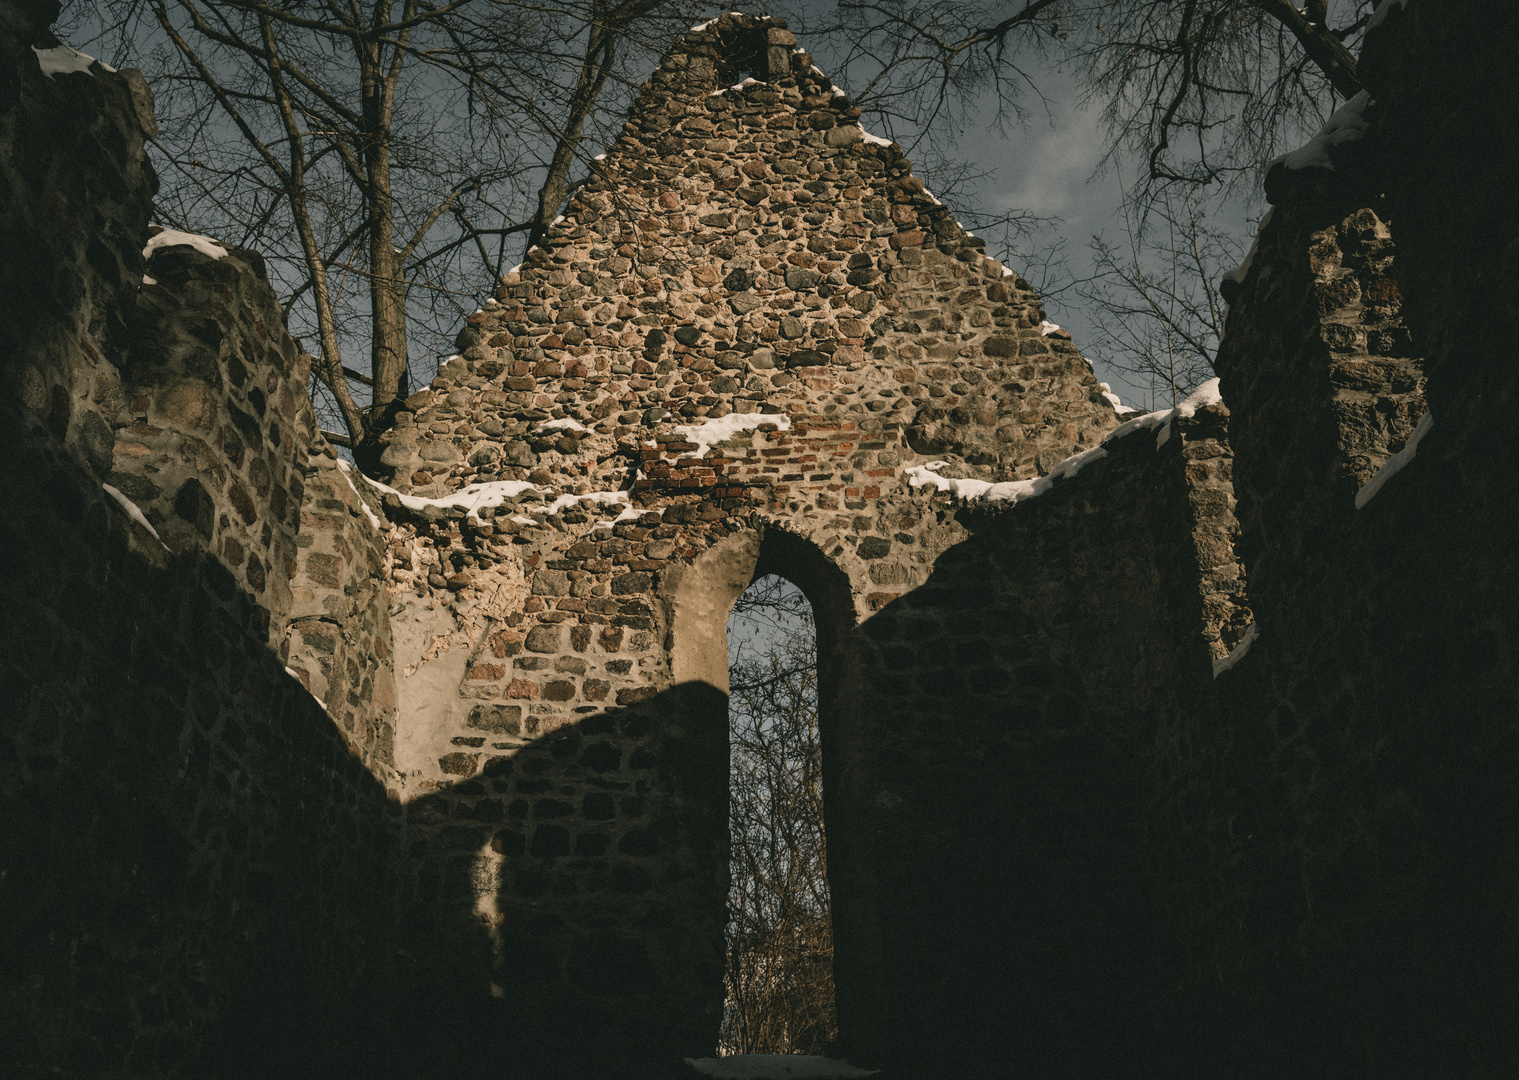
[419,439,461,463]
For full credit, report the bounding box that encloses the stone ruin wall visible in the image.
[358,13,1259,1063]
[1145,4,1519,1070]
[3,1,1517,1076]
[0,8,404,1073]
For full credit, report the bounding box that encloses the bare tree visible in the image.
[1077,183,1245,407]
[82,0,690,466]
[785,0,1379,203]
[1072,0,1376,210]
[724,575,836,1057]
[778,1,1383,402]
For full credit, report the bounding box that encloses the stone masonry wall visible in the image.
[4,0,1518,1076]
[1149,3,1519,1073]
[850,397,1248,1074]
[359,12,1150,1063]
[0,10,405,1076]
[111,238,308,645]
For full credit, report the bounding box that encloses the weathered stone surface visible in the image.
[3,4,1517,1079]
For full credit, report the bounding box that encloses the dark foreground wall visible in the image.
[2,0,1517,1077]
[852,400,1247,1076]
[1162,3,1519,1073]
[0,402,405,1077]
[840,3,1518,1073]
[0,7,406,1074]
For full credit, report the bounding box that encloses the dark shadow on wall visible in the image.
[0,409,405,1079]
[843,440,1217,1079]
[362,525,882,1079]
[372,684,734,1080]
[9,371,1516,1080]
[0,387,1216,1079]
[0,405,742,1080]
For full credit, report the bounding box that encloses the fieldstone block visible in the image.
[438,752,478,776]
[525,625,561,653]
[530,825,571,857]
[533,569,570,596]
[468,704,522,735]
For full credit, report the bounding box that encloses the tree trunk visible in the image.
[357,21,409,467]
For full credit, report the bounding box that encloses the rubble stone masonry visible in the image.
[1,2,1515,1077]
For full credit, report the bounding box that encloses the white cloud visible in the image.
[975,68,1119,230]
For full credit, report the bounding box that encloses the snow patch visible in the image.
[538,417,590,434]
[1222,208,1276,290]
[102,483,168,548]
[1038,320,1061,336]
[673,412,791,458]
[143,229,228,262]
[1098,382,1137,416]
[690,12,743,33]
[33,45,114,78]
[334,460,388,531]
[349,471,547,524]
[1367,0,1414,30]
[1212,623,1259,678]
[591,502,645,530]
[907,380,1226,509]
[684,1056,878,1079]
[284,667,330,712]
[1103,378,1224,450]
[526,489,633,517]
[1355,410,1433,509]
[1270,91,1373,172]
[714,77,764,97]
[905,444,1110,508]
[859,128,893,147]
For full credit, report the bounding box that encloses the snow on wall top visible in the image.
[144,229,230,261]
[32,45,115,79]
[904,378,1226,508]
[1270,91,1374,172]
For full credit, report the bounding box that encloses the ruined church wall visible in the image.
[0,13,406,1075]
[3,0,1516,1074]
[846,399,1245,1072]
[1146,3,1519,1069]
[362,13,1138,1063]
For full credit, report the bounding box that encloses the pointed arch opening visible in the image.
[666,527,883,1062]
[722,573,834,1055]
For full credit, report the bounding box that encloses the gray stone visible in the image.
[468,704,523,735]
[532,570,570,596]
[419,439,461,462]
[784,268,821,291]
[525,625,562,653]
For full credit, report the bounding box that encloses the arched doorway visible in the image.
[723,573,834,1055]
[667,527,883,1061]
